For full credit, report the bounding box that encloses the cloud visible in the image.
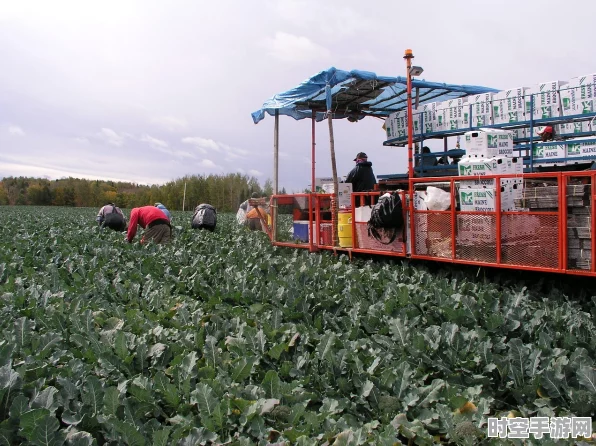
[236,167,246,174]
[73,137,90,144]
[248,169,263,177]
[200,159,219,169]
[181,137,220,154]
[182,136,249,161]
[8,125,25,136]
[263,32,330,63]
[140,134,169,149]
[97,127,124,146]
[151,116,188,132]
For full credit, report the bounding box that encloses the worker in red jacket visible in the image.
[126,205,172,244]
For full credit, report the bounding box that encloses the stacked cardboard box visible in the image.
[464,128,514,158]
[469,93,494,127]
[560,73,596,117]
[526,81,567,120]
[532,143,566,168]
[493,87,529,126]
[566,182,592,270]
[385,109,423,141]
[438,97,469,131]
[565,137,596,166]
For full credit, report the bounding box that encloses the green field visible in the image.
[0,206,594,445]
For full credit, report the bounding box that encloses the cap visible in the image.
[353,152,368,161]
[251,192,259,199]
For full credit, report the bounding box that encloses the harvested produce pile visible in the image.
[0,207,594,445]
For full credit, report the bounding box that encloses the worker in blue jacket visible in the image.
[154,202,172,221]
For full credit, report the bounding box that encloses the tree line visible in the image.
[0,174,288,212]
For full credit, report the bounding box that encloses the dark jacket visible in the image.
[345,161,377,192]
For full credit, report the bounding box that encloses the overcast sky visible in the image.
[1,0,595,191]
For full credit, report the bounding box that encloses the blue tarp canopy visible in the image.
[252,67,498,124]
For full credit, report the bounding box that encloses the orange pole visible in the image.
[404,49,414,179]
[404,49,415,256]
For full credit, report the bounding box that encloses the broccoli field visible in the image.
[0,206,594,445]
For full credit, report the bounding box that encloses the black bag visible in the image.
[367,192,404,244]
[103,206,126,232]
[192,204,217,231]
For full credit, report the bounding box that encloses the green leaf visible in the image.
[262,370,281,399]
[102,387,120,417]
[577,366,596,393]
[9,394,29,419]
[152,427,171,446]
[203,336,220,367]
[19,408,50,440]
[31,387,59,412]
[81,376,103,416]
[418,379,444,408]
[114,331,129,361]
[393,362,412,400]
[388,318,411,349]
[0,365,20,392]
[31,415,64,446]
[316,332,336,362]
[190,384,218,416]
[108,418,146,446]
[232,357,256,382]
[507,338,527,387]
[14,317,34,351]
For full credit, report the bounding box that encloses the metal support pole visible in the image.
[404,49,415,256]
[311,110,316,194]
[405,49,414,179]
[529,95,534,173]
[273,110,279,242]
[274,110,279,194]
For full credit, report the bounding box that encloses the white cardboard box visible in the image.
[526,81,567,120]
[560,73,596,116]
[566,138,596,165]
[469,93,494,127]
[532,143,566,167]
[458,156,518,177]
[322,183,353,207]
[492,87,529,125]
[459,186,513,212]
[390,109,423,138]
[437,97,469,131]
[464,129,514,158]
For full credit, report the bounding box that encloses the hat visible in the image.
[251,192,259,199]
[353,152,368,161]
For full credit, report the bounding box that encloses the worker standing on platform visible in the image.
[345,152,377,192]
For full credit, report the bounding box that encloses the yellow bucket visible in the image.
[339,236,352,248]
[338,223,352,237]
[338,210,352,225]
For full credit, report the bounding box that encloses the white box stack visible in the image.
[459,186,514,212]
[437,97,470,131]
[464,128,514,158]
[419,102,441,134]
[532,143,566,167]
[526,81,567,120]
[560,73,596,116]
[469,93,494,127]
[387,109,423,140]
[565,138,596,166]
[493,87,529,126]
